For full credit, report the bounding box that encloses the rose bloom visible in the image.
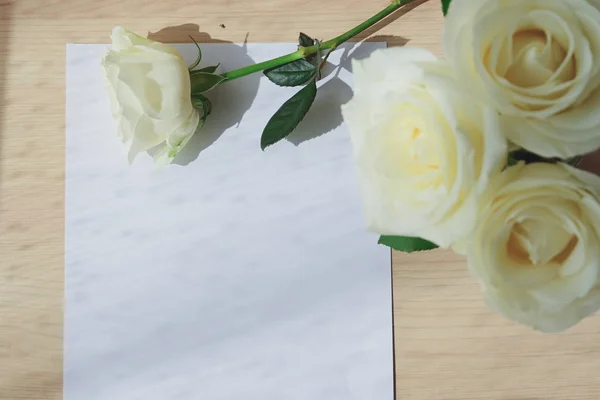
[341,47,507,248]
[101,27,200,167]
[444,0,600,159]
[466,162,600,333]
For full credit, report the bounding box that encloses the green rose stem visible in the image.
[220,0,416,82]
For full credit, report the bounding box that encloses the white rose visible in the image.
[341,47,507,248]
[101,26,200,166]
[467,162,600,332]
[444,0,600,159]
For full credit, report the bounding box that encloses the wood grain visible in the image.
[1,0,599,399]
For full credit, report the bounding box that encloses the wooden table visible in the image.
[2,0,600,398]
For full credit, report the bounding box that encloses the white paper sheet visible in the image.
[65,41,392,400]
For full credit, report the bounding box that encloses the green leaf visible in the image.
[191,94,212,132]
[506,150,584,172]
[506,156,519,167]
[509,149,547,164]
[261,79,317,150]
[188,36,202,70]
[191,94,212,118]
[298,32,318,65]
[441,0,452,15]
[378,235,439,253]
[190,72,226,94]
[298,32,315,48]
[264,59,317,87]
[509,149,583,167]
[191,64,220,74]
[566,155,584,167]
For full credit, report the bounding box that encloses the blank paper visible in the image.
[65,41,393,400]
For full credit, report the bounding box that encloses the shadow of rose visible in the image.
[147,24,261,166]
[145,26,411,158]
[282,0,419,147]
[285,75,353,146]
[286,37,408,146]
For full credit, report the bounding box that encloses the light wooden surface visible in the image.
[2,0,600,399]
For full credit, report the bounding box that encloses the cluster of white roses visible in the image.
[342,0,600,333]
